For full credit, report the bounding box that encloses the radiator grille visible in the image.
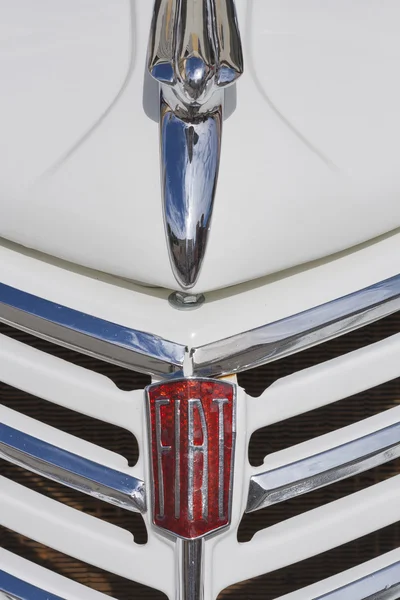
[1,313,399,599]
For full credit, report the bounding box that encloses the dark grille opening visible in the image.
[0,461,147,543]
[0,527,166,600]
[238,311,400,397]
[220,522,400,599]
[249,377,400,466]
[0,322,151,392]
[0,383,139,466]
[238,457,400,542]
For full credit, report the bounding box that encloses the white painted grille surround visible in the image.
[1,286,400,599]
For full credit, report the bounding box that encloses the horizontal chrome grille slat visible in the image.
[193,274,400,376]
[0,571,64,600]
[1,276,399,378]
[0,548,110,600]
[0,282,186,377]
[0,424,146,513]
[247,418,400,512]
[276,552,400,600]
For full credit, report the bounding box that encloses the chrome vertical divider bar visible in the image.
[176,539,204,600]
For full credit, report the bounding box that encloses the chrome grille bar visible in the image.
[1,276,399,379]
[276,556,400,600]
[308,563,400,600]
[0,548,110,600]
[192,274,400,376]
[247,419,400,513]
[0,274,400,376]
[0,282,185,377]
[0,571,64,600]
[0,424,146,513]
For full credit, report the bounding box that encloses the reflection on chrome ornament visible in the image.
[147,0,243,289]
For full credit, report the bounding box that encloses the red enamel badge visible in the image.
[146,378,236,539]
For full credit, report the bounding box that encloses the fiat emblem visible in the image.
[146,378,236,539]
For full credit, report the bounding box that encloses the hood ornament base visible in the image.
[168,291,206,310]
[147,0,243,290]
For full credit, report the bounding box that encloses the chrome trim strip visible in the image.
[192,274,400,376]
[305,561,400,600]
[0,571,64,600]
[0,276,398,379]
[0,282,185,377]
[0,424,146,513]
[365,585,400,600]
[176,538,204,600]
[246,421,400,513]
[160,96,222,289]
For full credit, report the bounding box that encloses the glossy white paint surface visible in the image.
[0,0,399,292]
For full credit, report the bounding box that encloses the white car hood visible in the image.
[0,0,399,293]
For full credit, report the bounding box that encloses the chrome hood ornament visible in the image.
[148,0,243,289]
